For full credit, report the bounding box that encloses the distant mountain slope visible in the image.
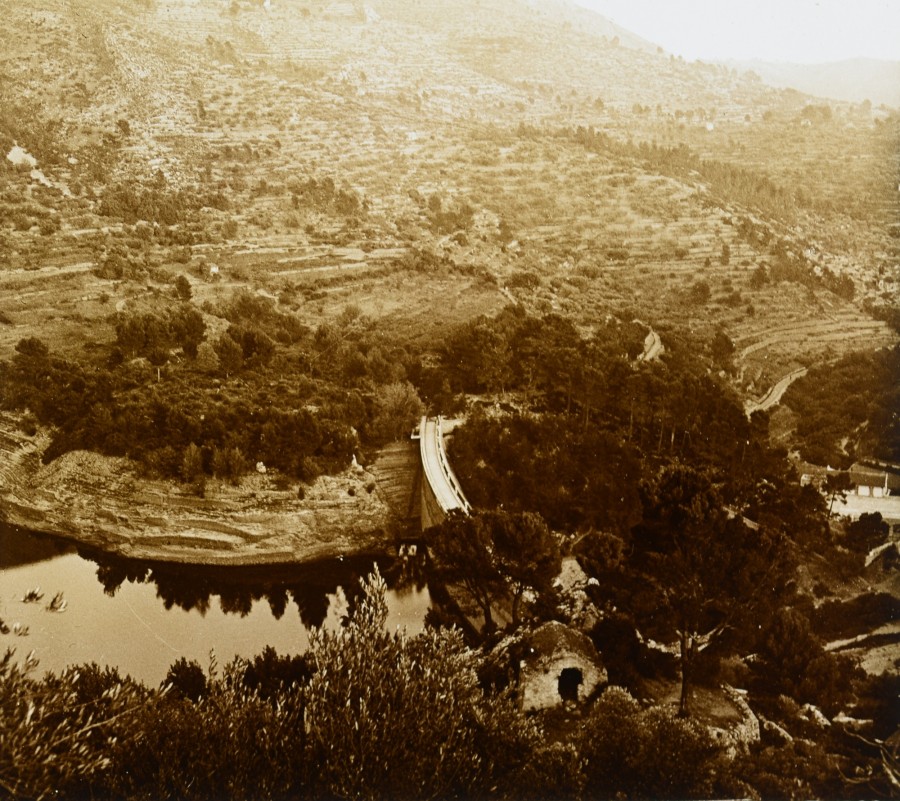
[357,0,771,110]
[0,0,895,394]
[728,58,900,107]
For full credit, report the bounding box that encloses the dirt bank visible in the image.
[0,412,400,565]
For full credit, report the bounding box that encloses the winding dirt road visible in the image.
[744,368,807,416]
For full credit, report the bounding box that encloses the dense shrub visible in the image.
[579,687,724,800]
[241,647,314,702]
[212,445,247,484]
[749,608,862,717]
[115,306,206,361]
[163,657,208,701]
[99,181,228,226]
[587,613,677,690]
[842,513,891,555]
[813,592,900,641]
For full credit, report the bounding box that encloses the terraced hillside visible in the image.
[0,0,896,400]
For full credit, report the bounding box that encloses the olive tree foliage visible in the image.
[0,646,306,801]
[0,650,150,801]
[304,568,538,800]
[112,658,306,801]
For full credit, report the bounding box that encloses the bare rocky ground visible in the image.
[0,411,397,564]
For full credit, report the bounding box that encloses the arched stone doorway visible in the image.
[558,667,583,702]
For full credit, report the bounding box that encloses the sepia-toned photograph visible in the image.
[0,0,897,797]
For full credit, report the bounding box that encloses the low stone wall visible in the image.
[707,685,761,757]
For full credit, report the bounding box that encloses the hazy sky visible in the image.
[572,0,900,64]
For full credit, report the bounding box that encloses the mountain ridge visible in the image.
[725,57,900,107]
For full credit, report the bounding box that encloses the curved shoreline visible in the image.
[0,412,399,566]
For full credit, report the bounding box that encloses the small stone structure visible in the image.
[708,686,761,757]
[519,621,607,711]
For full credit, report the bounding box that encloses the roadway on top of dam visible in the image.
[418,416,471,517]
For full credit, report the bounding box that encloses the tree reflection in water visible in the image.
[291,582,333,629]
[93,559,150,597]
[83,545,427,629]
[267,586,289,620]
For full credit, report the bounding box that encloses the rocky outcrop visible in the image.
[758,715,794,745]
[0,412,397,565]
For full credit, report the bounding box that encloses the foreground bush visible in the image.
[0,572,538,801]
[579,687,725,800]
[0,654,151,800]
[1,573,887,800]
[304,571,538,800]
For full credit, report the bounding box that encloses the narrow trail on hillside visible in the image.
[744,367,807,415]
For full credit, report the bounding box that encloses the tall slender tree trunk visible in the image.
[510,588,522,626]
[679,631,693,717]
[481,598,495,634]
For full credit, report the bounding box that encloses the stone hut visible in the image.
[519,621,607,712]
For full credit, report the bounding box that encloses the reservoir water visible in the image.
[0,524,430,686]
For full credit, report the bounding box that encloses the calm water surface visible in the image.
[0,525,429,685]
